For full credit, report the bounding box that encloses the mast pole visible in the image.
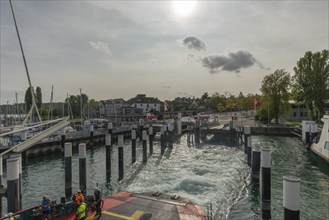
[9,0,42,124]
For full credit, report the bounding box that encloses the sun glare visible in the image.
[172,1,197,17]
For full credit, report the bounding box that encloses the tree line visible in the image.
[259,49,328,123]
[23,49,328,123]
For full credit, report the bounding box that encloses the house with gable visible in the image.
[127,94,161,115]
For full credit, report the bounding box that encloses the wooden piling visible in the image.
[142,130,147,163]
[160,126,165,155]
[261,147,271,220]
[251,144,261,182]
[283,176,300,220]
[118,135,124,181]
[195,120,200,144]
[177,113,182,135]
[7,157,20,213]
[0,155,3,216]
[9,154,22,210]
[105,133,112,178]
[64,142,72,198]
[79,143,87,195]
[131,129,137,163]
[247,136,252,167]
[90,124,94,143]
[149,126,153,155]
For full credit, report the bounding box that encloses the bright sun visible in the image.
[172,1,197,17]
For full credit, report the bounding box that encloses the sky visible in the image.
[0,0,328,104]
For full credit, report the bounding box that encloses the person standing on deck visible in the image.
[41,195,51,220]
[75,190,84,205]
[94,187,102,219]
[76,199,87,220]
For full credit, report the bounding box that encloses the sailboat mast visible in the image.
[9,0,42,123]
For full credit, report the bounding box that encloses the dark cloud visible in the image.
[183,36,206,52]
[201,51,262,73]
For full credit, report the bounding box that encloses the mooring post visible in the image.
[131,129,137,163]
[108,122,113,134]
[168,123,174,149]
[9,154,22,210]
[251,144,261,182]
[139,119,144,142]
[149,125,153,155]
[283,176,300,220]
[244,126,251,154]
[79,143,87,195]
[105,133,112,178]
[64,142,72,198]
[261,147,271,220]
[247,136,252,167]
[0,155,3,216]
[61,131,65,151]
[195,119,200,144]
[90,124,94,143]
[118,135,124,181]
[160,126,165,155]
[7,157,20,213]
[177,113,182,135]
[142,130,147,163]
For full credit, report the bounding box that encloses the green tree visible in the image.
[226,96,238,111]
[201,92,209,101]
[292,50,329,121]
[217,103,226,112]
[24,86,34,111]
[209,92,225,111]
[66,93,89,118]
[260,69,291,124]
[36,86,42,109]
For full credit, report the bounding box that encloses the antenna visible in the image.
[9,0,42,124]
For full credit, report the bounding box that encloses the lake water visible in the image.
[1,133,328,219]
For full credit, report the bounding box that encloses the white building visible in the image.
[98,98,125,116]
[127,94,161,114]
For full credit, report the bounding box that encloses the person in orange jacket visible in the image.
[75,190,84,205]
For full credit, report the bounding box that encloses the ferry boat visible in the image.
[311,112,329,163]
[2,192,208,220]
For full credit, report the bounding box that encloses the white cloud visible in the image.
[89,41,112,55]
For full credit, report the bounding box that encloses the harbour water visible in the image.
[1,134,328,219]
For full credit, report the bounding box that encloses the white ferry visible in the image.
[311,112,329,163]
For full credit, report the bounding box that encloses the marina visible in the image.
[1,0,329,219]
[0,123,328,219]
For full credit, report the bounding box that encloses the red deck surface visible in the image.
[64,192,207,220]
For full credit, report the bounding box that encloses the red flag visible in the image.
[254,97,258,112]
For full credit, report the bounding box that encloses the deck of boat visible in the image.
[84,192,207,220]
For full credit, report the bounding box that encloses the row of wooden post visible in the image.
[243,126,300,220]
[2,114,185,214]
